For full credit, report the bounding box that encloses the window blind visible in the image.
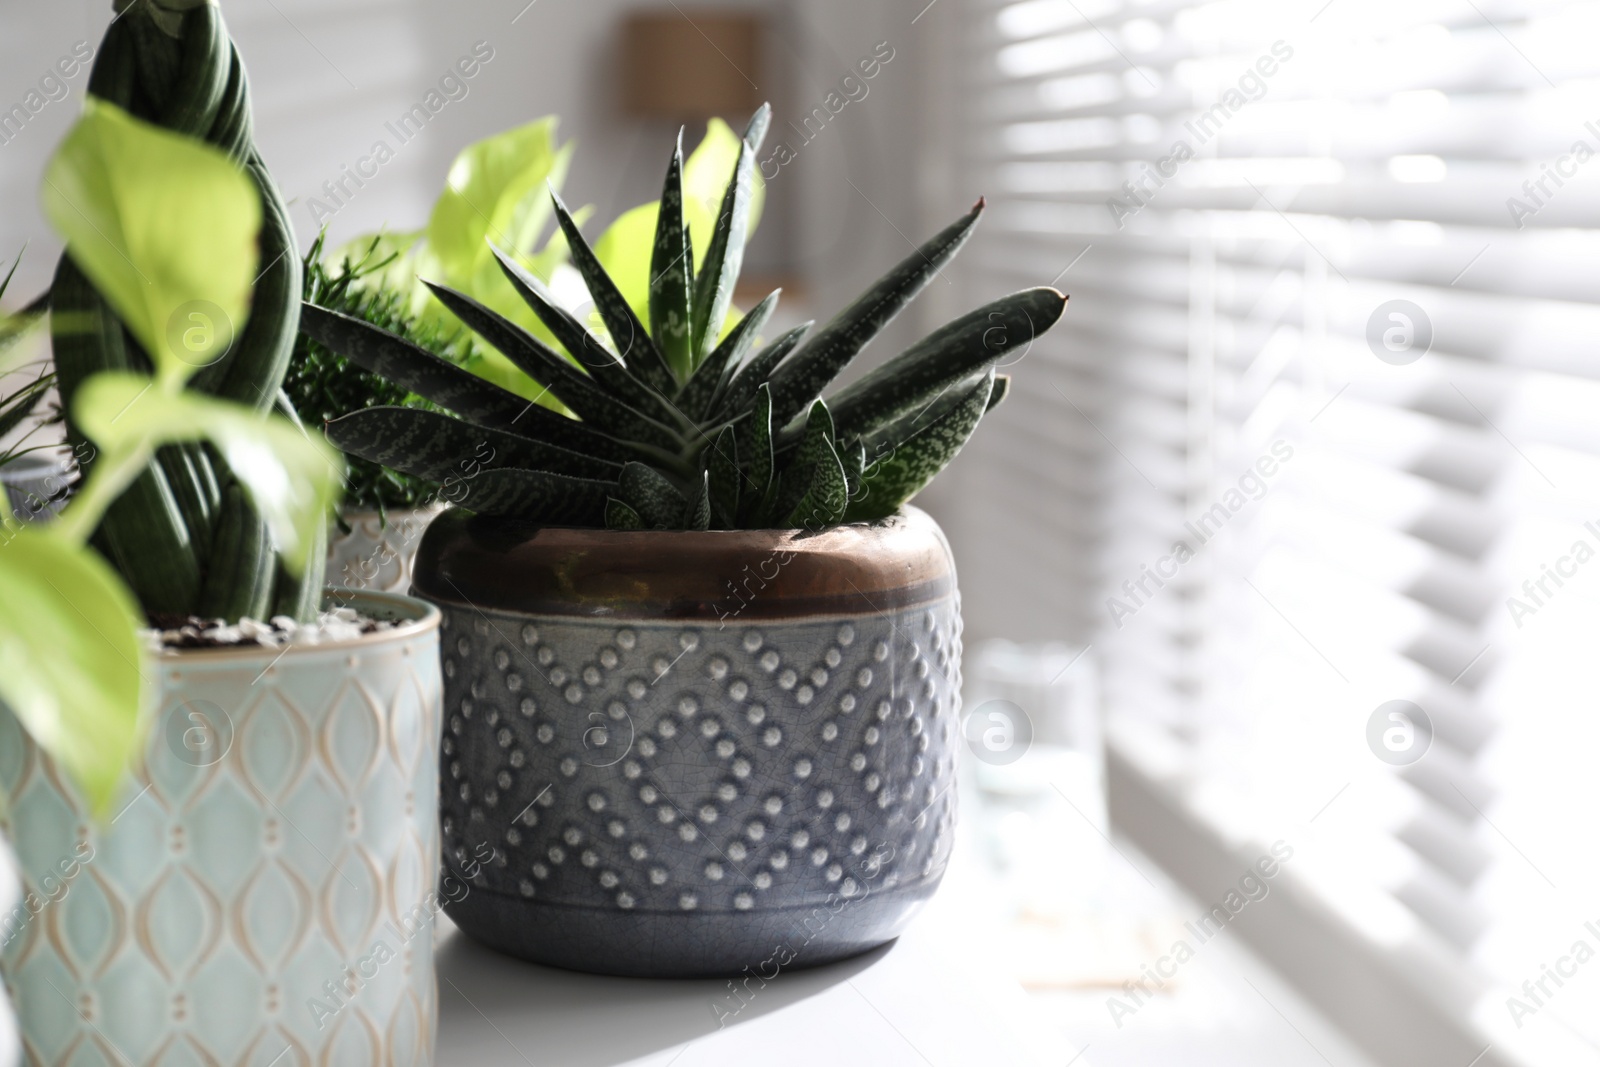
[947,1,1600,1061]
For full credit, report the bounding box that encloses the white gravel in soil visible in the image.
[143,605,396,653]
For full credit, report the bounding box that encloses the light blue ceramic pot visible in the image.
[0,591,442,1066]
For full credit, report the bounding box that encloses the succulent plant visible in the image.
[301,106,1067,531]
[48,1,314,620]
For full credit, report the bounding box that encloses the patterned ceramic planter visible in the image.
[412,506,963,977]
[0,591,443,1066]
[327,506,444,594]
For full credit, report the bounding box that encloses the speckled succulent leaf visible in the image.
[690,104,771,365]
[299,302,529,429]
[550,189,675,395]
[842,437,867,500]
[325,406,620,484]
[488,243,680,426]
[650,136,696,381]
[764,200,985,428]
[678,290,777,422]
[713,320,811,423]
[684,471,712,531]
[738,382,775,510]
[773,398,835,522]
[708,426,740,529]
[823,287,1066,446]
[620,460,686,529]
[423,280,682,451]
[451,466,612,524]
[785,436,848,530]
[845,370,994,524]
[605,496,645,530]
[987,373,1011,412]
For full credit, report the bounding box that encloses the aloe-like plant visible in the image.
[303,105,1066,531]
[48,0,314,619]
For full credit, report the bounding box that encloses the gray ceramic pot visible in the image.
[412,506,963,978]
[0,591,443,1065]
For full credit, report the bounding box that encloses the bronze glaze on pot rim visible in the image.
[413,505,954,621]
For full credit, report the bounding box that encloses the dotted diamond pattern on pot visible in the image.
[436,600,962,946]
[0,617,442,1067]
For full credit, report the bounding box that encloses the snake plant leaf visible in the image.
[691,104,771,364]
[423,280,682,451]
[325,406,620,483]
[684,470,711,531]
[0,528,146,818]
[42,99,260,385]
[707,426,740,529]
[822,287,1065,445]
[764,199,985,428]
[987,373,1012,412]
[620,460,686,529]
[713,320,811,423]
[299,303,527,427]
[845,370,994,524]
[784,435,848,530]
[650,134,696,381]
[606,496,645,530]
[488,243,681,426]
[448,466,612,524]
[549,189,676,396]
[74,371,344,574]
[425,117,572,301]
[679,290,778,422]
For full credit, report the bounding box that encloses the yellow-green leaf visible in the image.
[41,98,260,384]
[0,529,147,817]
[74,372,344,573]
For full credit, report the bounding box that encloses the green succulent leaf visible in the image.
[423,280,682,451]
[325,406,620,483]
[449,466,612,524]
[73,371,344,573]
[774,398,836,521]
[684,470,711,531]
[605,496,645,530]
[707,426,740,529]
[41,98,260,386]
[691,104,771,365]
[785,436,848,530]
[650,135,696,381]
[987,373,1011,412]
[620,460,687,529]
[488,243,681,426]
[0,528,146,818]
[678,289,777,422]
[714,320,811,422]
[823,287,1065,445]
[765,200,985,428]
[425,117,573,300]
[845,369,995,524]
[549,189,676,396]
[738,382,775,510]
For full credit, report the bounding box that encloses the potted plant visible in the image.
[0,5,443,1062]
[304,105,1068,978]
[289,117,762,596]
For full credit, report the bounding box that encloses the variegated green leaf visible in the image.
[450,466,612,524]
[738,382,775,512]
[707,426,740,529]
[650,135,695,381]
[683,471,711,531]
[823,287,1065,445]
[690,104,771,364]
[713,320,810,423]
[765,200,985,427]
[845,370,994,523]
[987,373,1011,412]
[785,436,848,530]
[678,290,777,422]
[606,497,645,530]
[620,461,686,529]
[325,406,619,483]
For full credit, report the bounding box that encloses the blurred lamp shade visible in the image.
[621,9,764,121]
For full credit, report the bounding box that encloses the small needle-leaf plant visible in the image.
[302,105,1067,531]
